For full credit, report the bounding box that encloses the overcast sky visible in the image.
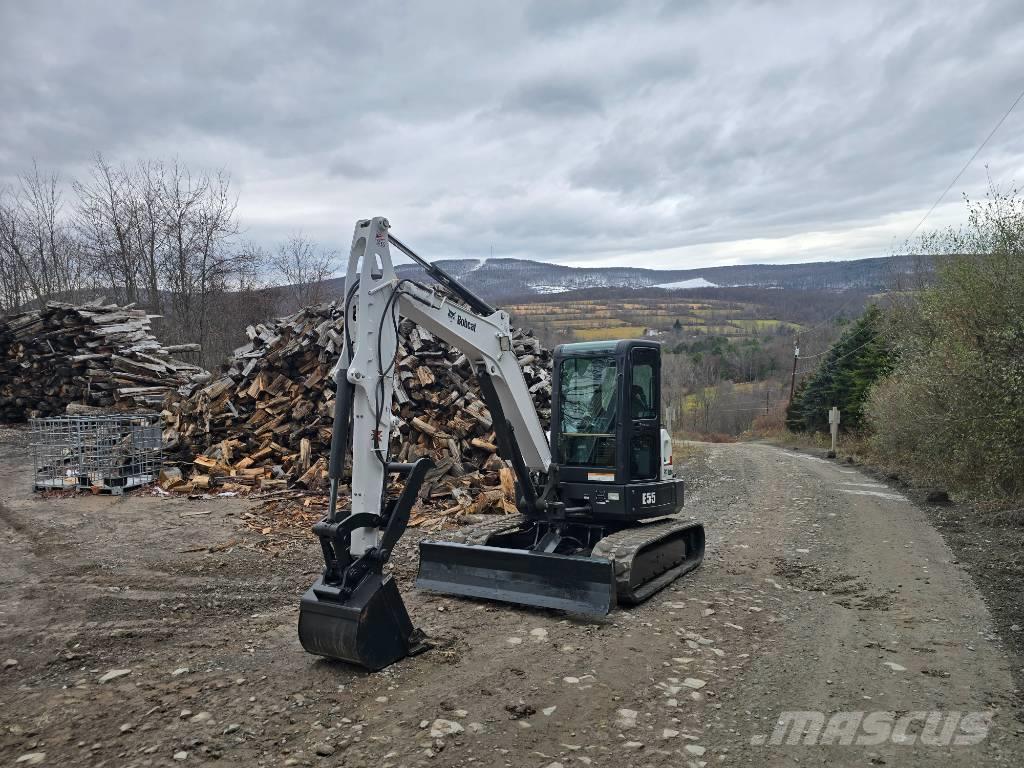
[3,0,1024,269]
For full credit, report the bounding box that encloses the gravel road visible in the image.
[1,431,1021,767]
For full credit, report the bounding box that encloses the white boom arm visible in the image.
[337,217,551,555]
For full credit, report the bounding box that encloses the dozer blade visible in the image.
[298,572,425,671]
[416,541,616,616]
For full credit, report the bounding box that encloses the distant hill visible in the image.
[306,253,929,313]
[381,254,922,301]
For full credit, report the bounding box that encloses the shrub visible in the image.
[751,407,787,437]
[865,187,1024,500]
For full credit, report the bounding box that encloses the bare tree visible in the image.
[693,356,721,432]
[3,156,343,373]
[74,154,142,305]
[157,160,241,351]
[0,162,85,311]
[129,159,166,311]
[198,241,275,366]
[661,351,697,435]
[269,233,338,310]
[0,200,31,312]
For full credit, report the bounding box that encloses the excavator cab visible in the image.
[544,340,691,520]
[554,340,664,488]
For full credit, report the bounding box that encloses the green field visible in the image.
[508,297,802,342]
[573,325,646,340]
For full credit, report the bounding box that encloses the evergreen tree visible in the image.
[786,306,892,433]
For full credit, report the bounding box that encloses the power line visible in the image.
[682,80,1023,402]
[797,322,872,360]
[792,81,1024,352]
[903,83,1024,245]
[794,325,890,377]
[789,290,871,341]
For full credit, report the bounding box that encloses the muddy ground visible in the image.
[1,429,1022,767]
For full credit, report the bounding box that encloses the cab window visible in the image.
[558,356,617,467]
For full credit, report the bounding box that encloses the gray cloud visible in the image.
[2,0,1024,268]
[502,78,605,117]
[523,0,620,34]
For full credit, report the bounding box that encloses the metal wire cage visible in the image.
[30,413,163,494]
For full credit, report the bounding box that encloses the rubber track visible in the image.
[591,518,705,604]
[460,515,529,545]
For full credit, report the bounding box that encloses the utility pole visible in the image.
[788,338,800,403]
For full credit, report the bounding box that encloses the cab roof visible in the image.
[556,341,618,354]
[554,338,661,357]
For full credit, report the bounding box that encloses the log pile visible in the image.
[0,301,209,422]
[162,302,553,522]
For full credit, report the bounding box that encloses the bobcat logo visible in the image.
[448,308,477,332]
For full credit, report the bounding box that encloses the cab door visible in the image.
[626,345,660,481]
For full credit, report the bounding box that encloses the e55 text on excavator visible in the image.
[297,217,705,670]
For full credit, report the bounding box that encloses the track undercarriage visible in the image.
[416,514,705,615]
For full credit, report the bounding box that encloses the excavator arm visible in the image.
[299,217,555,669]
[333,217,551,555]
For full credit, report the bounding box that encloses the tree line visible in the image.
[0,156,339,367]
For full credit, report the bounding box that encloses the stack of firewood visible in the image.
[0,301,209,422]
[161,302,553,522]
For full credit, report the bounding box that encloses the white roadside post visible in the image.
[828,407,840,458]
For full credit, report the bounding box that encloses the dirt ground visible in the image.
[2,428,1023,767]
[902,487,1024,684]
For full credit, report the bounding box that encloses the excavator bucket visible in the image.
[298,457,434,671]
[298,572,426,671]
[416,541,617,616]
